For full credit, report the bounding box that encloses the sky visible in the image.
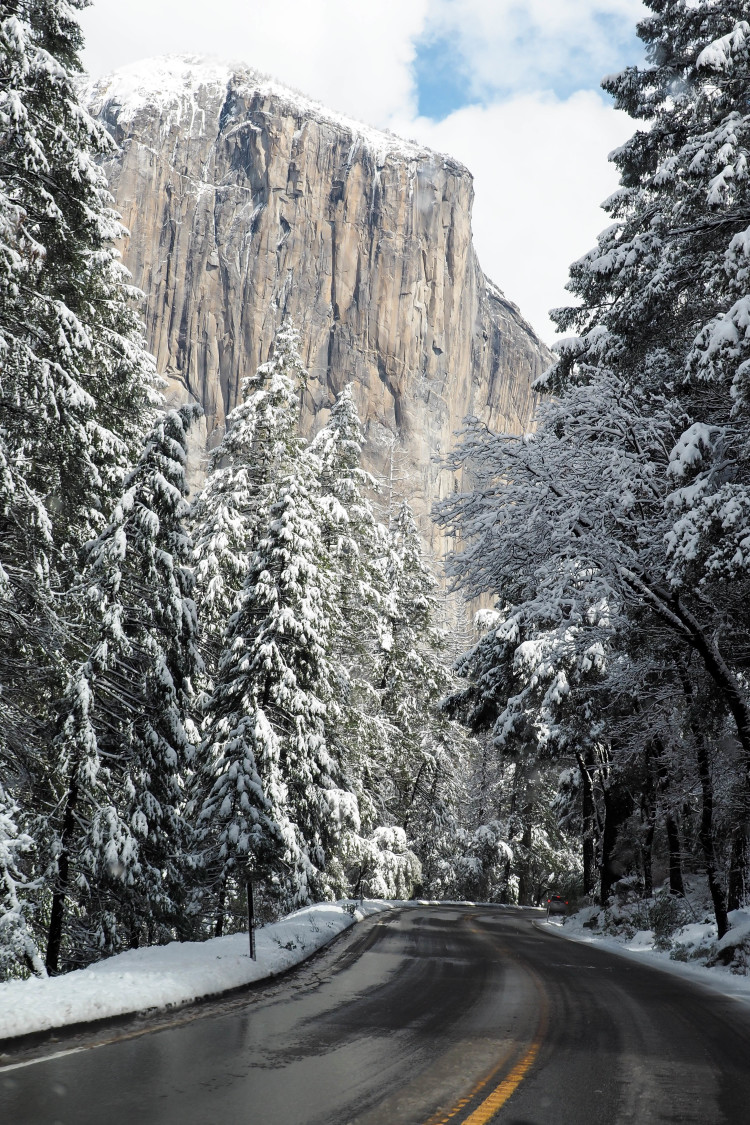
[78,0,648,344]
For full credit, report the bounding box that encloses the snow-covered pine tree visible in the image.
[379,501,465,879]
[192,324,306,676]
[0,0,157,973]
[305,385,391,838]
[45,406,202,972]
[199,469,355,924]
[0,782,45,979]
[196,330,358,925]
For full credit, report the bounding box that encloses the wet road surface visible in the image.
[2,905,750,1124]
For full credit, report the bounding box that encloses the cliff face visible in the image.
[86,58,549,545]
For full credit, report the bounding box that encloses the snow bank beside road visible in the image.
[0,900,392,1042]
[540,908,750,1004]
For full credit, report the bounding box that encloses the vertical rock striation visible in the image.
[86,57,550,545]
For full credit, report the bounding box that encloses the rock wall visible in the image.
[87,57,550,547]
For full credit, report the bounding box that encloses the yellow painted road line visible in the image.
[425,915,548,1125]
[422,1044,517,1125]
[459,1036,542,1124]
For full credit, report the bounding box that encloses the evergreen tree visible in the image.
[192,324,305,675]
[0,0,156,972]
[200,469,354,921]
[379,502,465,876]
[196,329,358,924]
[306,385,391,834]
[45,406,201,971]
[0,0,155,757]
[0,782,45,979]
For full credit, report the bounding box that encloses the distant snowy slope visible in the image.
[83,55,442,168]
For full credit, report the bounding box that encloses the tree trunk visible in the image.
[641,742,657,899]
[678,661,730,937]
[642,820,655,899]
[499,856,512,904]
[600,783,634,905]
[516,786,534,905]
[215,883,226,938]
[653,737,684,897]
[665,813,685,897]
[517,817,533,906]
[575,750,596,897]
[728,829,748,913]
[45,773,80,976]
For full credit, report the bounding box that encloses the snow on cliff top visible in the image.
[83,55,462,172]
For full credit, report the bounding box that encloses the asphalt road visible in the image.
[2,905,750,1124]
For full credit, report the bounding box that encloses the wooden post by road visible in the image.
[247,878,256,960]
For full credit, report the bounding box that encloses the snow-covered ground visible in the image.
[7,893,749,1046]
[0,900,394,1042]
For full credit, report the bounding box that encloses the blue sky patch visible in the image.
[414,13,646,121]
[414,38,476,120]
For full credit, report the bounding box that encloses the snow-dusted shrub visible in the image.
[649,892,689,951]
[707,911,750,972]
[452,821,513,903]
[346,827,421,900]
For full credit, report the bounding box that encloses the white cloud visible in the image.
[78,0,429,123]
[392,91,635,342]
[421,0,648,96]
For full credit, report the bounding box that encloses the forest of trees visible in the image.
[2,0,750,980]
[438,0,750,943]
[1,0,551,980]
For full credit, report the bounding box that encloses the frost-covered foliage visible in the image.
[380,503,465,844]
[439,0,750,932]
[199,469,346,915]
[305,385,391,832]
[0,0,156,760]
[0,784,44,979]
[195,333,357,926]
[343,826,422,900]
[44,406,202,972]
[191,323,305,675]
[0,0,159,977]
[191,342,474,926]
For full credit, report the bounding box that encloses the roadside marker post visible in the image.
[247,878,256,960]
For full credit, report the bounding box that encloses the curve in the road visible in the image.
[2,905,750,1125]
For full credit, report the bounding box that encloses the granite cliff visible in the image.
[86,57,550,546]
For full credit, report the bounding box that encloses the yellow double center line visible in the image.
[424,919,549,1125]
[458,1035,543,1124]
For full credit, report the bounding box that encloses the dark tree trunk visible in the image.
[45,773,80,976]
[653,737,684,897]
[665,813,685,897]
[728,829,748,913]
[576,750,596,897]
[600,783,634,905]
[499,856,512,904]
[215,883,226,938]
[678,661,730,937]
[641,742,657,899]
[642,820,655,899]
[517,813,533,906]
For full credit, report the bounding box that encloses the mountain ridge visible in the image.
[86,55,551,546]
